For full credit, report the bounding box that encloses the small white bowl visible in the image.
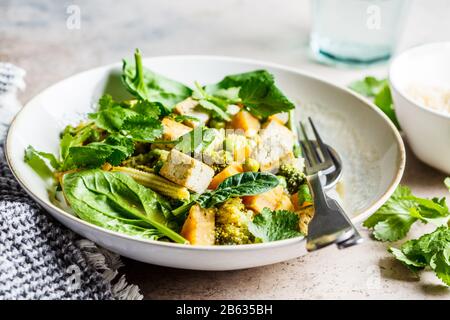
[390,42,450,174]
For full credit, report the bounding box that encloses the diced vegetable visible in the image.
[242,185,289,213]
[208,163,243,190]
[230,110,261,136]
[112,166,190,200]
[180,204,216,245]
[243,158,260,172]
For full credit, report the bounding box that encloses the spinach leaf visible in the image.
[62,169,187,243]
[197,172,280,208]
[24,146,59,179]
[204,70,295,118]
[248,208,304,242]
[122,49,192,111]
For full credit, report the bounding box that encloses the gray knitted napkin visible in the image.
[0,63,142,300]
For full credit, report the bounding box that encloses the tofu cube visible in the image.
[252,120,295,172]
[174,97,210,127]
[159,149,215,193]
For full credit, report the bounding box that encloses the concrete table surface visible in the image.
[1,0,449,299]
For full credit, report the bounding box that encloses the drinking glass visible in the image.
[310,0,410,66]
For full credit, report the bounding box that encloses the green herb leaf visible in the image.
[197,99,231,121]
[388,226,450,286]
[67,134,134,168]
[121,114,163,142]
[62,169,187,243]
[197,172,280,208]
[122,49,192,111]
[132,99,161,118]
[363,185,450,242]
[349,76,400,129]
[24,146,59,179]
[248,208,303,242]
[205,70,295,118]
[349,77,387,97]
[89,106,137,133]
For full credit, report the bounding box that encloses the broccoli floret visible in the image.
[215,198,255,245]
[277,164,306,194]
[204,150,234,174]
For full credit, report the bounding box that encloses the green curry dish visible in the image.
[62,169,187,243]
[24,49,310,246]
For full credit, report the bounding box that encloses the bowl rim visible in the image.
[5,55,406,251]
[389,41,450,120]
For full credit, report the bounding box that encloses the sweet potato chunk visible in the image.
[180,205,216,245]
[208,164,243,190]
[230,110,261,136]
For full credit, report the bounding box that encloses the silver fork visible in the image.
[299,117,360,251]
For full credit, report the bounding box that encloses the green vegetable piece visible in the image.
[243,158,260,172]
[197,172,280,208]
[67,134,134,168]
[248,208,304,242]
[24,146,59,179]
[388,226,450,286]
[122,49,192,111]
[205,70,295,118]
[445,177,450,192]
[121,114,163,142]
[363,185,450,242]
[297,183,312,207]
[62,169,188,244]
[277,163,305,194]
[349,76,400,129]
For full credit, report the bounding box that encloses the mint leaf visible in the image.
[248,208,303,242]
[363,185,450,242]
[389,226,450,286]
[121,114,163,142]
[24,146,59,179]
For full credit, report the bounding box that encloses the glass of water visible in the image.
[310,0,410,66]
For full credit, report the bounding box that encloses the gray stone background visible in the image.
[1,0,450,299]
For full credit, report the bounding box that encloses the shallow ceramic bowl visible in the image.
[6,56,405,270]
[390,42,450,174]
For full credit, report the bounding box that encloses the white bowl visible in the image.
[6,56,405,270]
[390,42,450,174]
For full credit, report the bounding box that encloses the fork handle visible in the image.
[306,172,355,252]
